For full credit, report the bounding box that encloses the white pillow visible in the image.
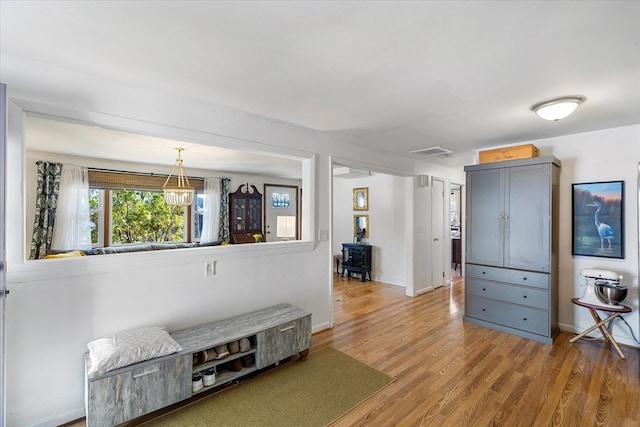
[87,326,182,374]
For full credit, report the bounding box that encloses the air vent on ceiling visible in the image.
[409,146,453,156]
[333,167,372,179]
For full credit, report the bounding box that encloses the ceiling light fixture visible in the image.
[531,96,585,121]
[163,148,195,206]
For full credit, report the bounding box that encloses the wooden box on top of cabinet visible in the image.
[479,144,539,164]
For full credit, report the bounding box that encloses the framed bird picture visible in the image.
[572,180,624,259]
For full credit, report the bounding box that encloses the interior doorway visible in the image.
[450,183,463,280]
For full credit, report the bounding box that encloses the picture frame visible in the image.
[354,214,369,238]
[353,187,369,211]
[572,180,624,259]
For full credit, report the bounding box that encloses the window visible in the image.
[88,170,204,247]
[89,188,103,246]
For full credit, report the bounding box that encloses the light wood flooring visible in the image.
[65,273,639,427]
[321,274,639,426]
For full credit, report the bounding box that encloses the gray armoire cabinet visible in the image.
[463,156,560,344]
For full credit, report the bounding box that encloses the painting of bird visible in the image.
[586,201,614,249]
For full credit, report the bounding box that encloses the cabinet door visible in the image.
[87,355,191,427]
[505,164,551,272]
[466,168,505,266]
[255,316,311,368]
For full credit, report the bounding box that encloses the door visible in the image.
[466,168,505,266]
[0,82,7,425]
[263,184,298,242]
[431,178,445,288]
[505,164,551,272]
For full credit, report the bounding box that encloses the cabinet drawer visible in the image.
[466,264,549,289]
[466,296,549,337]
[86,354,191,427]
[256,316,311,368]
[466,278,549,310]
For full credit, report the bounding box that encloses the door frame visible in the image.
[449,182,464,282]
[1,82,7,426]
[431,177,446,289]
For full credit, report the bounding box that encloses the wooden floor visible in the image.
[66,273,639,427]
[322,274,640,427]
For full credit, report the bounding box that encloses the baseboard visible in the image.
[559,322,640,349]
[31,408,85,427]
[415,286,433,296]
[312,321,331,333]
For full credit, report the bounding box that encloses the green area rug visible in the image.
[144,346,394,427]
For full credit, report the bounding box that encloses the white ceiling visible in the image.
[25,115,305,179]
[2,1,639,171]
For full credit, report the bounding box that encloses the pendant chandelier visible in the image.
[163,148,195,206]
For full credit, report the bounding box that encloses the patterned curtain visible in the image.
[218,177,231,243]
[29,161,63,259]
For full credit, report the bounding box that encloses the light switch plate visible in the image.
[205,261,216,276]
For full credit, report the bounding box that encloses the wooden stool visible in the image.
[569,298,631,359]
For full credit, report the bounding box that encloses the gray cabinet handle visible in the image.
[133,367,160,379]
[279,325,295,332]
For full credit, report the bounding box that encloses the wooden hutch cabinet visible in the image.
[229,184,263,244]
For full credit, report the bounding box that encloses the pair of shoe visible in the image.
[197,344,230,364]
[192,372,204,392]
[222,337,251,355]
[203,368,216,386]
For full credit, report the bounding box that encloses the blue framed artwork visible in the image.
[272,192,290,208]
[572,180,624,259]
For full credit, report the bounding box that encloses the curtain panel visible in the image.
[219,177,231,243]
[200,178,221,244]
[51,165,92,251]
[29,161,63,259]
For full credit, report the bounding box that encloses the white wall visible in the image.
[1,54,465,427]
[531,126,640,348]
[333,173,408,286]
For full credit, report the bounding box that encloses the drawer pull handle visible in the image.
[482,309,486,312]
[523,318,528,321]
[523,295,527,298]
[133,367,160,379]
[482,271,486,275]
[523,277,527,280]
[279,325,295,332]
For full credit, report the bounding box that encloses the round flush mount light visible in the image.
[531,96,585,121]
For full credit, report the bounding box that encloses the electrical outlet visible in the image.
[318,229,329,241]
[205,261,216,276]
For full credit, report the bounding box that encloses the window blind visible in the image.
[88,169,204,191]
